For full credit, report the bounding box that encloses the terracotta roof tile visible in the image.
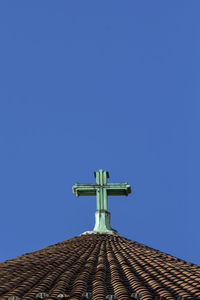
[0,234,200,300]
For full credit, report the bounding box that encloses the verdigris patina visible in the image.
[72,169,131,234]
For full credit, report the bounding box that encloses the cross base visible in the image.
[80,210,118,235]
[93,210,117,234]
[81,230,118,235]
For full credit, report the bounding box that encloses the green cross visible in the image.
[72,169,131,212]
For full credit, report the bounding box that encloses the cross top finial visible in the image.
[94,169,109,184]
[72,169,131,234]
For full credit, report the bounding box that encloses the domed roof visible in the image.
[1,233,200,300]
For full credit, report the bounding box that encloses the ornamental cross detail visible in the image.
[72,169,131,234]
[72,169,131,212]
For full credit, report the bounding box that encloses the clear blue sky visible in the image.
[0,1,200,265]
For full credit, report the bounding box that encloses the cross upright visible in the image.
[72,169,131,233]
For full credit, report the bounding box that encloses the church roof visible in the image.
[1,233,200,300]
[2,170,200,299]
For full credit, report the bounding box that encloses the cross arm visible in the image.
[72,183,98,196]
[106,183,131,196]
